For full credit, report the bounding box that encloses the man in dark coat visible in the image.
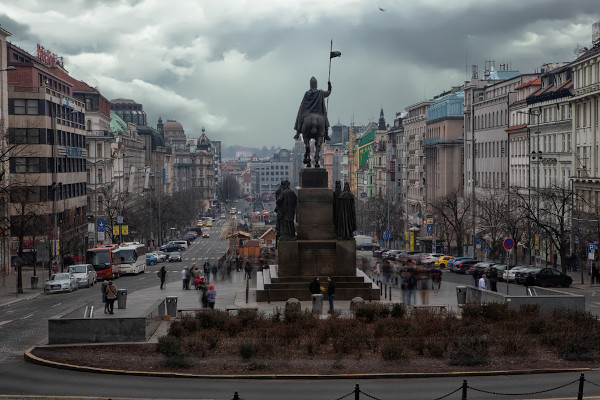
[294,77,331,140]
[309,277,321,295]
[332,180,342,234]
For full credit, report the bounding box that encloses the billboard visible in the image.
[594,20,600,44]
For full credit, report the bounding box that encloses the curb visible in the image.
[24,346,591,380]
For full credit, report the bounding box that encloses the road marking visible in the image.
[0,320,13,327]
[51,303,62,308]
[20,313,34,320]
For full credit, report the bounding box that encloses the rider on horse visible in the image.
[294,76,331,141]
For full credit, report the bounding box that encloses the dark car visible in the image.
[455,260,480,274]
[373,249,388,258]
[515,267,542,285]
[162,244,183,253]
[534,268,573,287]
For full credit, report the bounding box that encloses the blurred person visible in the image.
[309,277,321,295]
[405,268,417,306]
[432,267,441,295]
[158,265,166,289]
[327,276,335,312]
[488,267,498,292]
[206,284,216,309]
[417,266,429,305]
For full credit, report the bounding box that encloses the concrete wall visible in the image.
[464,286,585,313]
[48,299,165,344]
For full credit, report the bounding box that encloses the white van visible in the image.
[67,264,97,288]
[169,240,188,250]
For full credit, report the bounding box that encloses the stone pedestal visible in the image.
[257,168,379,302]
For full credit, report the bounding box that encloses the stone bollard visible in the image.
[350,297,365,312]
[285,298,301,313]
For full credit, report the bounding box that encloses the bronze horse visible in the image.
[300,112,327,168]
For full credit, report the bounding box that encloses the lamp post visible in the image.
[518,109,542,266]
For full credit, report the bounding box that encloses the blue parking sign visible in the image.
[426,224,433,235]
[97,219,106,232]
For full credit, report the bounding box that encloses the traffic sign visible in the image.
[97,219,106,232]
[503,238,515,250]
[426,224,434,235]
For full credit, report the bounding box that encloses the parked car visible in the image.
[534,268,573,287]
[396,251,419,262]
[422,253,445,264]
[435,256,454,268]
[161,244,184,253]
[170,240,188,250]
[503,265,529,283]
[515,267,542,285]
[467,262,496,275]
[67,264,96,288]
[168,252,182,262]
[448,257,472,271]
[151,251,168,262]
[146,254,159,266]
[356,243,380,251]
[383,250,402,260]
[454,260,480,274]
[44,273,78,294]
[373,248,388,258]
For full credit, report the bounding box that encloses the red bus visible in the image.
[85,244,121,280]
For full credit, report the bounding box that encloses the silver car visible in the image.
[44,272,78,294]
[67,264,97,288]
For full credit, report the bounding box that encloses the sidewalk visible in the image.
[0,266,45,306]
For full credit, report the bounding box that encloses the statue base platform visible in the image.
[258,168,377,302]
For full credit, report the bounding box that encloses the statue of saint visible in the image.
[332,180,342,233]
[276,180,297,240]
[335,182,356,240]
[274,181,285,243]
[293,77,331,141]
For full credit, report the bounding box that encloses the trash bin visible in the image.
[312,294,323,315]
[166,295,178,317]
[117,288,127,309]
[456,286,466,305]
[30,276,38,290]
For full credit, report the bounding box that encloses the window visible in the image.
[13,99,39,115]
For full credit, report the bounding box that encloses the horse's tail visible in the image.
[311,127,317,135]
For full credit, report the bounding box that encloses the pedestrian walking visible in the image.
[405,268,417,306]
[592,262,599,285]
[200,284,209,308]
[203,260,211,284]
[431,267,441,294]
[244,261,252,280]
[105,280,117,314]
[327,276,335,312]
[158,266,166,289]
[206,284,216,309]
[101,281,108,313]
[181,267,188,290]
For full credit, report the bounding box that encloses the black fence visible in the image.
[230,374,598,400]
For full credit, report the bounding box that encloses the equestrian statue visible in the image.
[293,76,331,168]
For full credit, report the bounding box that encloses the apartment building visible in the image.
[7,42,88,261]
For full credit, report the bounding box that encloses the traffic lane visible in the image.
[1,360,598,400]
[0,266,177,361]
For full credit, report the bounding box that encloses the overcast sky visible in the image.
[1,0,599,148]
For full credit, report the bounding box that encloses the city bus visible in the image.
[85,244,121,280]
[116,242,147,275]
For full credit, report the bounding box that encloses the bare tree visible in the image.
[217,173,241,202]
[512,183,577,273]
[477,189,508,261]
[429,190,470,257]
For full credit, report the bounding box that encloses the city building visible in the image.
[424,88,464,203]
[0,28,11,271]
[7,42,88,263]
[249,149,292,195]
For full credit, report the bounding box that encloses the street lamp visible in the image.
[518,109,542,266]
